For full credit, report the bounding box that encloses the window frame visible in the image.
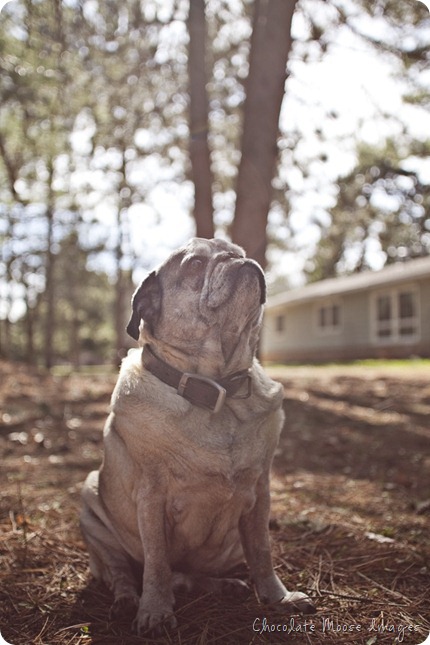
[370,284,421,345]
[274,314,286,334]
[314,299,343,337]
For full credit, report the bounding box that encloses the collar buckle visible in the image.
[227,372,252,399]
[177,373,227,414]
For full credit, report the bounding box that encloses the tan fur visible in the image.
[80,238,314,636]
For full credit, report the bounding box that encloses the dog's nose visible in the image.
[216,252,266,305]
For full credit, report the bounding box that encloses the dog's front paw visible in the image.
[276,591,316,615]
[132,606,178,637]
[109,593,139,620]
[255,575,316,615]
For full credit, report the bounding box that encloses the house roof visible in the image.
[267,255,430,310]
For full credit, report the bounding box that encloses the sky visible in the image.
[1,0,430,295]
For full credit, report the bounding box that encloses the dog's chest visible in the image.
[163,444,260,560]
[167,412,265,510]
[169,460,259,517]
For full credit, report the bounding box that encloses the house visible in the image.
[261,256,430,363]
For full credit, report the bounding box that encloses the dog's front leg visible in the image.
[239,475,316,614]
[133,485,177,636]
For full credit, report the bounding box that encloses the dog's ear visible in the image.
[126,271,161,340]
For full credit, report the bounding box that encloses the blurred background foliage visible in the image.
[0,0,429,367]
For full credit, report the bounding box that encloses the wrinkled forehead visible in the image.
[182,237,245,259]
[162,238,246,270]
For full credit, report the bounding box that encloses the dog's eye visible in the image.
[188,257,204,270]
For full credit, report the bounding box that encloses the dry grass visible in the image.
[1,360,429,644]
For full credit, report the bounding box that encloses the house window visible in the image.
[373,286,420,343]
[376,295,392,338]
[316,301,342,335]
[275,314,286,333]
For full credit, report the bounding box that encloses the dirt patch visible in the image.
[1,360,429,644]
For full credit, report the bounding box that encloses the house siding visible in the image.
[262,294,374,363]
[262,261,430,363]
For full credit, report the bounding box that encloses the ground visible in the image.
[0,359,429,645]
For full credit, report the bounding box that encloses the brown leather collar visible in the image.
[142,345,252,413]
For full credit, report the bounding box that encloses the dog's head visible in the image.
[126,238,266,372]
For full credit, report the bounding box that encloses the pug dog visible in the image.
[80,237,315,636]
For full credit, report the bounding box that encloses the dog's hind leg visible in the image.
[80,471,140,619]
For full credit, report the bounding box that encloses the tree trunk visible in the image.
[232,0,297,269]
[24,292,35,364]
[187,0,215,239]
[113,150,134,364]
[44,203,56,370]
[114,209,125,364]
[0,212,14,360]
[0,311,12,360]
[43,159,57,370]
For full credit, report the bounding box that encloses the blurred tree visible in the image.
[232,0,298,268]
[0,0,188,363]
[185,0,298,266]
[54,230,116,366]
[186,0,430,268]
[9,231,116,365]
[296,0,430,282]
[306,138,430,281]
[71,0,190,360]
[1,0,429,366]
[188,0,215,238]
[0,0,78,366]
